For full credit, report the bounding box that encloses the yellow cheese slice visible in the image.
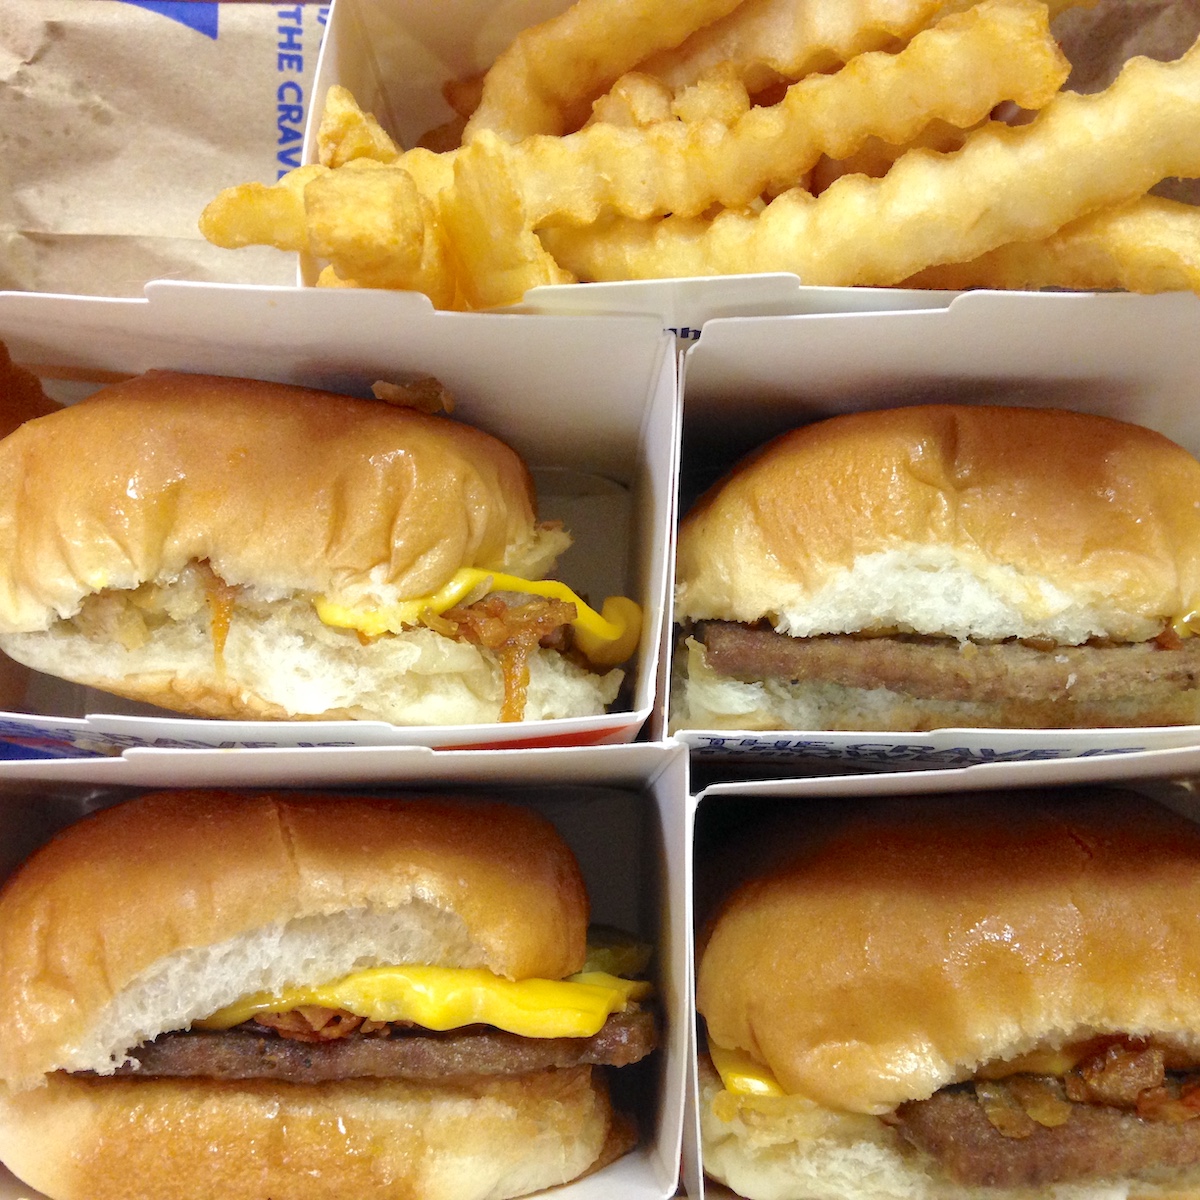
[315,569,641,666]
[709,1043,786,1097]
[195,965,651,1040]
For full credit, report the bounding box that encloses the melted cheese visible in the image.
[1175,612,1200,638]
[315,569,641,666]
[709,1043,786,1097]
[195,965,652,1039]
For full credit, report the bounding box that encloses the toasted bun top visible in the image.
[696,790,1200,1116]
[676,405,1200,644]
[0,371,568,633]
[0,791,588,1088]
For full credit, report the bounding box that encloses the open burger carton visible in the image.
[682,770,1200,1198]
[295,0,1200,334]
[668,288,1200,775]
[0,283,678,762]
[0,739,690,1200]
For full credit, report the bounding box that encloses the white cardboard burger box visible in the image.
[682,770,1200,1199]
[0,740,689,1200]
[668,288,1200,772]
[0,282,678,763]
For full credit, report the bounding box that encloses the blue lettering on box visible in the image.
[118,1,219,39]
[275,13,306,177]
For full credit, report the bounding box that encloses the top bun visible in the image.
[697,791,1200,1116]
[676,405,1200,644]
[0,371,568,633]
[0,791,588,1090]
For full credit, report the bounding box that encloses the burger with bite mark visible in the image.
[0,790,657,1200]
[696,789,1200,1199]
[673,404,1200,731]
[0,362,640,725]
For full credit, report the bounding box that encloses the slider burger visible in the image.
[673,404,1200,730]
[0,366,641,723]
[696,790,1200,1199]
[0,790,658,1200]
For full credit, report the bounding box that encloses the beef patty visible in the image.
[695,622,1200,705]
[896,1083,1200,1187]
[109,1008,657,1084]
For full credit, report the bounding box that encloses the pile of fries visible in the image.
[201,0,1200,309]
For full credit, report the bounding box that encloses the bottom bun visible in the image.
[1,596,620,724]
[698,1056,1200,1200]
[0,1066,624,1200]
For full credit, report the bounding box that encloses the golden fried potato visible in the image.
[199,164,325,252]
[304,163,456,306]
[637,0,1095,95]
[507,0,1067,224]
[902,196,1200,292]
[809,117,976,194]
[200,0,1200,308]
[586,72,674,127]
[541,32,1200,286]
[441,137,573,310]
[463,0,747,140]
[671,65,752,126]
[318,84,402,168]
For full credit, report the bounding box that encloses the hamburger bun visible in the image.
[0,791,639,1200]
[696,790,1200,1199]
[0,790,588,1087]
[0,1069,619,1200]
[0,370,622,723]
[673,405,1200,730]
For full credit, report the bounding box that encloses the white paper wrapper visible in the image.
[0,0,326,295]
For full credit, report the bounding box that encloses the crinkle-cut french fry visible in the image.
[809,118,976,194]
[394,147,459,199]
[639,0,1095,96]
[541,35,1200,286]
[302,164,455,307]
[901,197,1200,293]
[671,66,751,126]
[201,161,455,308]
[463,0,747,141]
[586,72,674,128]
[510,0,1066,224]
[317,84,402,168]
[441,139,574,311]
[199,165,325,251]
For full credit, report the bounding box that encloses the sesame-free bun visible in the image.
[694,1051,1200,1200]
[0,791,589,1091]
[696,791,1200,1199]
[0,1068,624,1200]
[0,370,622,722]
[0,601,620,723]
[676,406,1200,645]
[698,791,1200,1115]
[0,371,562,631]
